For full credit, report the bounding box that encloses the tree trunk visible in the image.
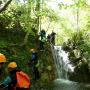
[0,0,12,13]
[36,0,41,31]
[77,5,79,33]
[22,0,32,45]
[22,31,31,46]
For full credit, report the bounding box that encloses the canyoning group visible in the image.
[0,29,56,90]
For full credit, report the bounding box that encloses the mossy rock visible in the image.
[41,72,50,85]
[46,65,52,71]
[62,45,71,51]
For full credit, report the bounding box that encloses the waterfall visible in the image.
[31,45,90,90]
[51,45,75,79]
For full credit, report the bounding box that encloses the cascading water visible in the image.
[49,45,90,90]
[52,45,75,79]
[31,45,90,90]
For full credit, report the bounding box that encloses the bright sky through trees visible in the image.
[47,0,74,10]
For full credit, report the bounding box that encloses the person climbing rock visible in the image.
[0,62,30,90]
[50,31,56,45]
[30,49,38,66]
[30,49,40,80]
[38,29,46,51]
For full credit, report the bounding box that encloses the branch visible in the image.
[0,0,12,13]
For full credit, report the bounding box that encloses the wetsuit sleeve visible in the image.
[0,76,12,88]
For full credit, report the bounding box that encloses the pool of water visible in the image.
[31,79,90,90]
[48,79,90,90]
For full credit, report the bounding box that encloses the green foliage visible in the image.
[42,6,60,22]
[1,0,90,84]
[62,30,90,83]
[58,0,88,10]
[0,13,12,29]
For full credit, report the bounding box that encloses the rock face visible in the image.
[62,41,90,83]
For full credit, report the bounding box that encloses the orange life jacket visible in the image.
[14,71,30,90]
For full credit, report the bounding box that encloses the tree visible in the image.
[21,0,32,45]
[0,0,12,13]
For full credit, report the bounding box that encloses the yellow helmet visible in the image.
[0,53,6,63]
[8,62,17,68]
[30,49,35,52]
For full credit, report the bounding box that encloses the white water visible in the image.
[31,45,90,90]
[51,45,75,79]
